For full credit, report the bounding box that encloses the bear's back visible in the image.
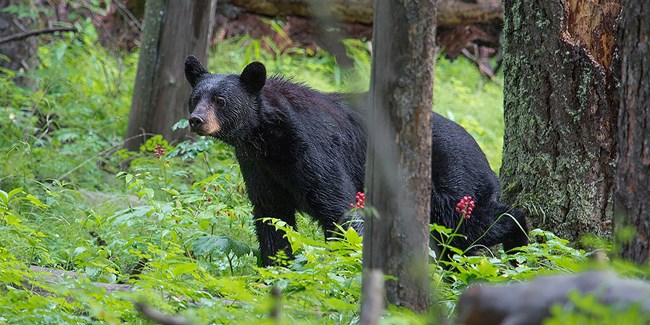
[262,78,363,129]
[256,78,367,193]
[430,113,500,200]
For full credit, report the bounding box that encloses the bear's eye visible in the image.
[215,96,226,108]
[191,95,200,107]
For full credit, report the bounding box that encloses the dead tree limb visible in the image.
[457,271,650,325]
[0,26,77,45]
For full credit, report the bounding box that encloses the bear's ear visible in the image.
[239,61,266,94]
[184,55,208,87]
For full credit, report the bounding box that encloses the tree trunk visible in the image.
[230,0,501,26]
[0,0,37,86]
[124,0,216,150]
[500,1,620,242]
[615,0,650,264]
[361,0,434,314]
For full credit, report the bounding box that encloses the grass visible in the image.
[0,23,637,324]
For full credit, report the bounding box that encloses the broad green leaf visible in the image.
[161,188,179,196]
[25,194,48,208]
[7,187,22,200]
[4,213,22,226]
[137,188,154,200]
[171,263,199,277]
[0,189,7,205]
[192,235,251,257]
[72,246,88,258]
[475,257,498,277]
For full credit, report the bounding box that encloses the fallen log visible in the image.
[230,0,503,26]
[457,271,650,325]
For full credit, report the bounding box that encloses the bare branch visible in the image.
[135,303,195,325]
[0,26,77,45]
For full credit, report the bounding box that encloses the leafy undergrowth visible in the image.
[2,182,638,324]
[1,25,646,324]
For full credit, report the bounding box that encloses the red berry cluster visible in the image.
[154,145,165,158]
[349,192,366,209]
[455,196,475,219]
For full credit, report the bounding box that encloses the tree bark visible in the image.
[500,0,620,242]
[124,0,216,150]
[0,0,37,86]
[361,0,434,313]
[230,0,501,26]
[615,0,650,264]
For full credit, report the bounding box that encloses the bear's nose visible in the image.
[189,115,204,131]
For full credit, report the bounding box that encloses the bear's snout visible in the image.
[188,101,221,136]
[189,115,204,132]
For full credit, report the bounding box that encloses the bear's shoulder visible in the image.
[259,78,360,127]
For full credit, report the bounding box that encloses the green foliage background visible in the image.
[0,22,646,324]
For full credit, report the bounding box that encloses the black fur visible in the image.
[239,61,266,94]
[185,55,209,87]
[185,58,366,266]
[183,57,528,266]
[429,116,528,257]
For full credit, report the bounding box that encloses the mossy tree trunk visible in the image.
[125,0,216,150]
[615,0,650,264]
[500,1,620,242]
[361,0,435,314]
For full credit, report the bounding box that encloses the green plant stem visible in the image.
[437,213,466,265]
[227,253,234,276]
[466,213,530,254]
[202,152,213,174]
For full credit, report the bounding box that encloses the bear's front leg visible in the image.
[253,213,296,267]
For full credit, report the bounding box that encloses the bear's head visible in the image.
[184,55,266,143]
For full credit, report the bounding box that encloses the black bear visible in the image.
[183,56,528,266]
[184,56,366,266]
[429,116,528,258]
